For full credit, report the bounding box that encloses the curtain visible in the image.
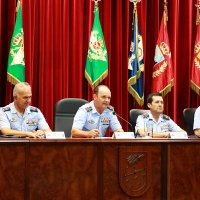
[0,0,199,134]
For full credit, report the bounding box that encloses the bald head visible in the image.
[93,85,111,114]
[94,85,111,95]
[13,82,31,97]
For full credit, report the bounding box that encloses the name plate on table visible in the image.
[45,132,65,139]
[112,132,135,139]
[170,132,188,139]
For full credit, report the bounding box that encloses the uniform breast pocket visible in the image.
[84,121,97,130]
[10,121,20,130]
[27,124,38,132]
[101,122,109,128]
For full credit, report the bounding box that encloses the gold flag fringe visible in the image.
[7,73,21,85]
[85,70,108,90]
[159,79,174,97]
[191,80,200,95]
[128,85,144,106]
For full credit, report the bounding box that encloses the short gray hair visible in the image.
[13,82,31,96]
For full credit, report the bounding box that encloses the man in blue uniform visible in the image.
[135,92,184,138]
[0,82,51,138]
[193,107,200,136]
[71,85,124,138]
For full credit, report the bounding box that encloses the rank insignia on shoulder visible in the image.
[30,107,38,112]
[88,119,95,124]
[142,112,149,118]
[107,105,114,111]
[163,114,170,120]
[85,106,92,112]
[2,107,11,112]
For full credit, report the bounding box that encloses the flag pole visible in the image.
[85,0,108,89]
[130,0,140,109]
[164,0,168,25]
[130,0,141,109]
[195,0,200,26]
[164,0,169,116]
[128,0,144,107]
[195,0,200,105]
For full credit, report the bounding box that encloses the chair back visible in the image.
[183,108,196,135]
[54,98,88,137]
[129,109,149,131]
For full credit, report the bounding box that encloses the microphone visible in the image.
[113,111,136,138]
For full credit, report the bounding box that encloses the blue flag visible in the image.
[128,7,144,106]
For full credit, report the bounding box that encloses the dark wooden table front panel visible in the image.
[169,143,200,200]
[102,143,161,200]
[0,139,28,200]
[28,142,98,200]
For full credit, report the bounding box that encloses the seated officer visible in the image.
[0,82,51,138]
[71,85,124,138]
[193,107,200,136]
[135,92,184,138]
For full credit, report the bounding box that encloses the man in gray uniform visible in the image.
[135,92,184,138]
[0,82,51,138]
[71,85,124,138]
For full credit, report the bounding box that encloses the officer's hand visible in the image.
[27,132,37,138]
[163,132,170,138]
[29,130,45,138]
[35,130,45,138]
[88,129,100,138]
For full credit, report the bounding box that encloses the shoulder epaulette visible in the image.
[85,106,92,112]
[30,107,38,112]
[142,112,149,118]
[2,107,10,112]
[163,114,170,120]
[107,105,114,111]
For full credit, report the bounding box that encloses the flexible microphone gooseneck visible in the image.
[113,111,136,138]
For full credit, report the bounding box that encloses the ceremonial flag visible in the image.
[7,0,25,85]
[85,3,108,89]
[151,5,173,96]
[128,4,144,106]
[190,3,200,95]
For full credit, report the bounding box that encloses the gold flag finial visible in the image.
[130,0,141,13]
[92,0,101,5]
[195,0,200,25]
[16,0,21,12]
[130,0,141,4]
[163,0,168,26]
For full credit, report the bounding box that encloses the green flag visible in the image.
[7,0,25,85]
[85,4,108,89]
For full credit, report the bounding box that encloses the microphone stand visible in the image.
[113,111,136,138]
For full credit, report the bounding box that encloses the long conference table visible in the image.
[0,137,200,200]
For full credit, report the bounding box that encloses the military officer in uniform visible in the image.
[135,92,184,138]
[0,82,51,138]
[193,107,200,136]
[71,85,124,138]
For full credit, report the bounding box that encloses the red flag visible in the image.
[190,4,200,95]
[151,8,174,96]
